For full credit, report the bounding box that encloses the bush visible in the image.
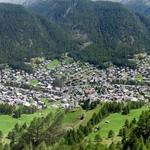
[94,134,102,142]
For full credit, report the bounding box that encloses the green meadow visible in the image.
[63,105,101,128]
[0,107,55,135]
[0,104,101,136]
[0,103,148,145]
[87,106,149,142]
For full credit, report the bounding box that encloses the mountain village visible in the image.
[0,54,150,109]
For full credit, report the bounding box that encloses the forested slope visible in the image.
[0,3,73,68]
[30,0,150,66]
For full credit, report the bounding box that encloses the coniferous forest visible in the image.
[0,0,150,68]
[0,0,150,150]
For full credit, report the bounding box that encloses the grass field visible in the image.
[87,107,149,142]
[0,103,148,145]
[0,107,56,136]
[47,59,60,69]
[63,105,102,128]
[0,104,101,136]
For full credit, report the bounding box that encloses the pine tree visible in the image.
[12,109,21,118]
[122,127,128,139]
[14,123,20,132]
[122,106,130,115]
[118,128,123,137]
[132,118,136,124]
[124,119,130,128]
[108,130,115,138]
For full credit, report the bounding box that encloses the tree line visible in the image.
[0,103,37,118]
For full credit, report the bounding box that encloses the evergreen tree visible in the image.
[108,130,115,138]
[122,106,130,115]
[124,119,130,128]
[132,118,136,124]
[118,129,123,137]
[12,110,21,118]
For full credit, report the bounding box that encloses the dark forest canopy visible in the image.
[0,3,76,68]
[29,0,150,66]
[0,0,150,68]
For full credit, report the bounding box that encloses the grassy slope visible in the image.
[63,106,101,129]
[87,107,149,143]
[0,107,55,135]
[0,104,101,136]
[0,103,148,145]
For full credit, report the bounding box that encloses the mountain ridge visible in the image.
[29,0,150,66]
[0,3,74,68]
[0,0,149,68]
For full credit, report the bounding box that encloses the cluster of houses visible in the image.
[0,54,150,109]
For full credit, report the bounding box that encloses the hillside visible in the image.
[122,0,150,17]
[0,1,149,68]
[0,3,73,68]
[0,101,148,150]
[29,0,150,66]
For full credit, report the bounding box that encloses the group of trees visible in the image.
[48,0,150,67]
[65,101,144,145]
[0,103,37,118]
[107,110,150,150]
[0,0,150,69]
[82,100,144,114]
[120,110,150,150]
[112,78,146,86]
[81,99,100,110]
[0,3,75,69]
[6,112,64,150]
[0,101,146,150]
[0,103,15,115]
